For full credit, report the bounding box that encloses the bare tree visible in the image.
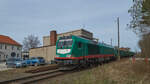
[128,0,150,57]
[23,35,41,52]
[128,0,150,34]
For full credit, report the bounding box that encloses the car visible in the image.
[24,57,45,66]
[50,60,56,64]
[24,59,32,66]
[6,58,27,68]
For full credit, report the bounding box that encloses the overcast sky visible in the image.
[0,0,140,51]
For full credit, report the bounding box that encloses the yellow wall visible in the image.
[29,46,56,62]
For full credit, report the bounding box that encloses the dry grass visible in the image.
[37,58,150,84]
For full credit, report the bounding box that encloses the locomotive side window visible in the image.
[78,42,82,48]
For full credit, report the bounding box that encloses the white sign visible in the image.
[59,39,72,42]
[57,49,71,54]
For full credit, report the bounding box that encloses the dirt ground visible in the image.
[34,58,150,84]
[0,65,51,81]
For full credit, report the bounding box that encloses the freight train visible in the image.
[55,35,134,70]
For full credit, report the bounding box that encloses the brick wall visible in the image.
[50,31,57,46]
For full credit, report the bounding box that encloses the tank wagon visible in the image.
[55,35,134,70]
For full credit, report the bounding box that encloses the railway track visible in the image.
[0,69,65,84]
[25,64,58,73]
[0,62,117,84]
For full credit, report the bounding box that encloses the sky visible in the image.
[0,0,140,51]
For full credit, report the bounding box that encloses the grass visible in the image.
[0,59,149,84]
[38,58,150,84]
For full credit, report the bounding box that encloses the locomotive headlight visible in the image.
[66,55,71,57]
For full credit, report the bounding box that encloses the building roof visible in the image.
[0,35,21,46]
[43,29,93,38]
[30,45,55,49]
[57,29,93,35]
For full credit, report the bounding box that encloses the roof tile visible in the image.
[0,35,21,46]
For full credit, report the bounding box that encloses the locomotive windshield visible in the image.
[57,39,73,48]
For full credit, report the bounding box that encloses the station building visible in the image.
[0,35,22,61]
[29,29,94,62]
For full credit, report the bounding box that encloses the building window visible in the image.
[5,45,7,50]
[17,47,20,50]
[6,55,8,58]
[0,44,2,49]
[12,46,14,50]
[11,52,16,57]
[17,54,19,58]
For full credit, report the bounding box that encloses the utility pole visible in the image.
[111,38,112,46]
[117,17,120,60]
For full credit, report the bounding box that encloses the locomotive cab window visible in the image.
[78,42,82,48]
[57,39,73,48]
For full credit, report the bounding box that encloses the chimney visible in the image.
[50,30,57,46]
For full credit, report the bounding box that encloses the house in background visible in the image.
[0,35,22,61]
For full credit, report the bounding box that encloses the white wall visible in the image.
[0,43,22,61]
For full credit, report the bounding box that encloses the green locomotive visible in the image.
[55,35,134,70]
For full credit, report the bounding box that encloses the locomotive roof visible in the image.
[98,42,114,48]
[72,35,97,44]
[58,35,115,49]
[72,36,115,48]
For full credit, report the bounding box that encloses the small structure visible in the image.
[0,35,22,61]
[120,47,130,51]
[29,29,93,62]
[22,52,29,60]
